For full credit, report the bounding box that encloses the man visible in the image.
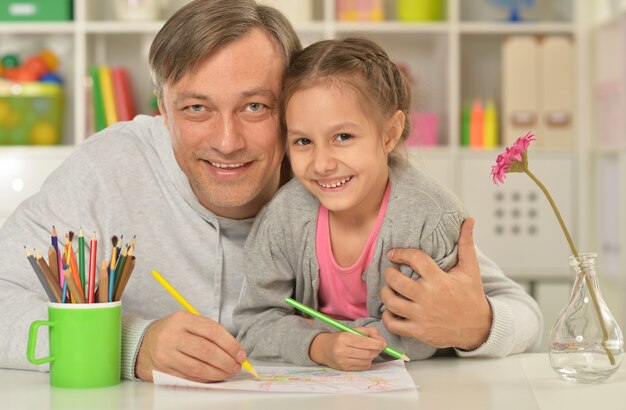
[0,0,541,383]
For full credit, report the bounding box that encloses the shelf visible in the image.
[0,22,74,33]
[594,145,626,155]
[0,145,74,159]
[335,21,450,34]
[84,21,165,33]
[459,22,575,34]
[0,0,586,180]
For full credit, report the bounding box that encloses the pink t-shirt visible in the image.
[316,183,391,321]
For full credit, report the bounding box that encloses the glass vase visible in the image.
[548,253,624,383]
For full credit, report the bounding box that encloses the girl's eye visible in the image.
[335,133,352,142]
[295,138,311,146]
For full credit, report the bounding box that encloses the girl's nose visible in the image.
[313,146,337,175]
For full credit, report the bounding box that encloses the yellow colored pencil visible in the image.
[149,270,259,379]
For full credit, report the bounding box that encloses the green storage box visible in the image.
[0,0,72,21]
[0,80,64,145]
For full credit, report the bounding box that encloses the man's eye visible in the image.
[247,103,264,112]
[188,104,203,112]
[335,133,352,142]
[295,138,311,146]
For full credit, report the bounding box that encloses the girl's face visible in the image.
[285,82,403,220]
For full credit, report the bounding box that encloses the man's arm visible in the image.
[380,218,542,355]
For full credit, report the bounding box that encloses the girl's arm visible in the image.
[233,211,326,366]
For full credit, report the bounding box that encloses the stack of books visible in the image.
[87,66,136,133]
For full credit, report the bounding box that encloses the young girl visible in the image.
[234,38,467,371]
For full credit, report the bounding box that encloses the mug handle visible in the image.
[27,320,55,365]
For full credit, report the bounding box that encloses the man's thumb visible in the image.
[455,217,478,272]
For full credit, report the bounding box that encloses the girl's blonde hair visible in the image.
[280,37,412,155]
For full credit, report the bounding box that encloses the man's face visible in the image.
[159,28,285,219]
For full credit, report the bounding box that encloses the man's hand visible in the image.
[135,311,247,382]
[380,218,492,351]
[309,327,386,371]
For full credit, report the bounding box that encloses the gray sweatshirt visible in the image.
[0,115,251,380]
[235,161,543,365]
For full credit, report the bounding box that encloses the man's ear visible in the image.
[157,95,168,127]
[383,110,405,153]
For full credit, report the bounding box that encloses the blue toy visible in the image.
[38,72,64,84]
[489,0,534,22]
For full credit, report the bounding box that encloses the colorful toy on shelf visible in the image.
[0,49,62,83]
[24,55,49,79]
[488,0,534,22]
[469,98,484,148]
[39,49,59,71]
[1,54,19,68]
[0,49,64,145]
[150,94,160,116]
[483,99,498,147]
[336,0,384,22]
[39,72,63,84]
[461,97,500,149]
[396,0,443,22]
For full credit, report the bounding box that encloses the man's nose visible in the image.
[211,114,246,154]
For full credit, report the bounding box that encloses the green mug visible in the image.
[27,301,121,388]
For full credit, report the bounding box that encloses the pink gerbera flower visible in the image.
[490,132,615,365]
[490,132,535,185]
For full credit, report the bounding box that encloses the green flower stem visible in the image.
[523,167,578,256]
[523,165,615,365]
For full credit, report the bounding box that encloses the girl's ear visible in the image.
[383,110,405,154]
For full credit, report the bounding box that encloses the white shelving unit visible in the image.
[1,0,598,341]
[590,2,626,329]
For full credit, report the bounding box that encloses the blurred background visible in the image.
[0,0,624,351]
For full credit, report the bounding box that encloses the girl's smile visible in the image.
[286,81,401,223]
[315,176,353,190]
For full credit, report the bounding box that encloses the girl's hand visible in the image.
[308,327,386,371]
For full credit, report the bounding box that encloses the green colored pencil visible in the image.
[78,229,85,296]
[285,297,410,362]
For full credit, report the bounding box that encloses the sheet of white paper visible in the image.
[153,359,416,394]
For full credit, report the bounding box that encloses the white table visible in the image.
[3,353,626,410]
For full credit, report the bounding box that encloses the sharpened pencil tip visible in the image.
[242,360,260,379]
[401,354,410,362]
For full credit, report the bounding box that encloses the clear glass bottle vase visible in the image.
[548,253,624,383]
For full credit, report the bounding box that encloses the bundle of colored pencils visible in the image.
[24,226,136,303]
